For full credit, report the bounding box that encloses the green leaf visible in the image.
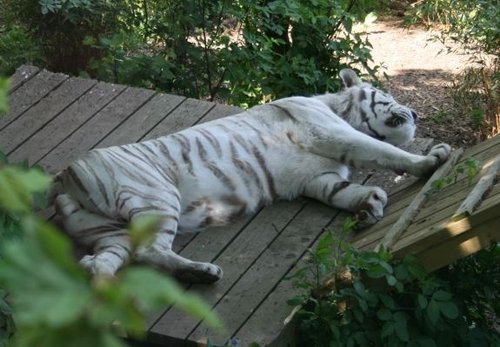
[0,78,9,114]
[394,264,409,281]
[128,214,161,248]
[366,264,388,278]
[353,307,364,323]
[379,294,395,309]
[119,267,223,332]
[386,275,397,286]
[0,167,51,213]
[381,321,394,338]
[417,294,428,309]
[377,307,392,321]
[439,301,459,319]
[394,312,409,342]
[353,280,365,296]
[432,290,452,301]
[427,300,440,324]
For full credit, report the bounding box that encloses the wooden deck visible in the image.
[3,65,499,346]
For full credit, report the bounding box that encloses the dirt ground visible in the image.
[365,18,479,148]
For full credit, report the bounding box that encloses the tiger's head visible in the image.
[338,69,417,146]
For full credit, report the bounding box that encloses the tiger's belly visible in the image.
[178,194,250,232]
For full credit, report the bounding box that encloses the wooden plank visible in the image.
[1,69,68,130]
[147,210,264,331]
[197,104,242,124]
[8,65,40,94]
[460,134,500,159]
[9,81,126,165]
[142,98,214,140]
[186,202,336,345]
[149,200,307,345]
[474,185,500,215]
[377,148,464,250]
[0,77,96,155]
[396,217,500,272]
[393,199,500,255]
[234,212,352,346]
[39,87,155,173]
[96,93,185,148]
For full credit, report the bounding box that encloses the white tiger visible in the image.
[50,69,451,283]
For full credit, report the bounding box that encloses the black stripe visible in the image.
[327,181,351,203]
[105,148,163,186]
[196,128,222,157]
[251,144,277,199]
[358,89,367,102]
[270,104,299,123]
[172,134,194,175]
[196,137,208,161]
[206,162,236,191]
[81,159,110,207]
[237,119,268,149]
[67,166,89,196]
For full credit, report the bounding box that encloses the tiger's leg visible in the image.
[303,173,388,228]
[56,194,131,276]
[120,189,223,284]
[305,125,451,177]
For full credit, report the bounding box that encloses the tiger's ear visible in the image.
[339,69,361,88]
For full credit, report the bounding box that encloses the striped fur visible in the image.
[50,69,451,283]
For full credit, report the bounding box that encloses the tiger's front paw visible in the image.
[355,187,387,229]
[419,143,452,176]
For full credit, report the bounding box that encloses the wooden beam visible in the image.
[400,217,500,272]
[454,155,500,217]
[378,148,464,250]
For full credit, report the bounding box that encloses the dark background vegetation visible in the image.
[0,0,498,346]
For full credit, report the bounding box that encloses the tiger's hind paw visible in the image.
[354,209,382,229]
[55,194,80,217]
[79,254,121,277]
[354,187,387,229]
[174,262,223,284]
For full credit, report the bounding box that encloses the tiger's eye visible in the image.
[386,115,404,127]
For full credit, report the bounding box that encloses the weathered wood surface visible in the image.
[4,65,499,346]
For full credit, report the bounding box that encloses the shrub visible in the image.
[406,0,499,138]
[0,26,43,76]
[1,0,379,106]
[290,223,500,346]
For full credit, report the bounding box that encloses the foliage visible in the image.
[406,0,499,56]
[0,80,221,346]
[430,157,481,191]
[221,0,379,106]
[0,0,123,74]
[405,0,499,138]
[0,78,9,114]
[437,243,500,333]
[450,61,500,138]
[0,0,379,106]
[290,221,500,346]
[0,26,43,76]
[0,159,222,347]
